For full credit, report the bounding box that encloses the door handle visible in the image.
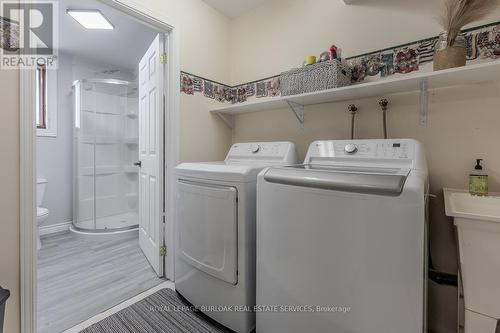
[134,161,142,168]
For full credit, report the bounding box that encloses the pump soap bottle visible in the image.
[469,159,488,196]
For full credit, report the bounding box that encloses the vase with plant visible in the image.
[434,0,499,71]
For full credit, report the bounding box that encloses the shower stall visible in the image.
[72,79,139,235]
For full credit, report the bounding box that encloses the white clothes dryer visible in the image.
[175,142,297,333]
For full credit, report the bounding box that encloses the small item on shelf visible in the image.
[434,32,467,70]
[319,51,331,62]
[330,45,338,59]
[317,44,342,63]
[435,0,499,71]
[281,59,352,96]
[469,159,488,196]
[305,55,317,65]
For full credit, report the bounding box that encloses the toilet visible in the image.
[37,179,50,250]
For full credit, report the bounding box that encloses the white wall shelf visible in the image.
[210,60,500,128]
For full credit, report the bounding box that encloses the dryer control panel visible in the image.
[226,142,297,164]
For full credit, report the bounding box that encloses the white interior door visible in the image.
[138,34,165,276]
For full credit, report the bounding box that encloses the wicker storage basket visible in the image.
[280,60,352,96]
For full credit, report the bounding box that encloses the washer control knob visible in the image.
[251,144,261,154]
[344,143,358,154]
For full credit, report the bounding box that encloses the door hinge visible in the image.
[160,245,167,256]
[160,53,167,64]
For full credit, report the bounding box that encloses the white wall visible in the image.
[0,68,20,333]
[36,53,73,227]
[229,0,500,84]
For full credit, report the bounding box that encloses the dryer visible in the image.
[256,139,428,333]
[175,142,297,333]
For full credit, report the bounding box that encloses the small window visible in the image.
[36,64,47,129]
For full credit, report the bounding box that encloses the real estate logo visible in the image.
[1,0,58,69]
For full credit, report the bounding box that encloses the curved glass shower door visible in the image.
[73,79,139,232]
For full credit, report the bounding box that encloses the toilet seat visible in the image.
[37,207,49,218]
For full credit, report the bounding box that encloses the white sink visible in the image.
[444,188,500,223]
[443,188,500,333]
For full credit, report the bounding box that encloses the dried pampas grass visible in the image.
[438,0,500,46]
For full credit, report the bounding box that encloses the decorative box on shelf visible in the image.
[280,59,352,96]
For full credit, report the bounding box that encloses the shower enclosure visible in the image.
[72,79,139,234]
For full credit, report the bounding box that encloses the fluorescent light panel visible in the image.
[67,10,114,30]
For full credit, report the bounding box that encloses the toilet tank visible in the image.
[37,178,47,207]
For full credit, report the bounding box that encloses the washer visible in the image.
[256,139,428,333]
[175,142,297,333]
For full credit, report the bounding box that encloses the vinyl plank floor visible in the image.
[37,232,164,333]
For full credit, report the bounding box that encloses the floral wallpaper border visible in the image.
[181,72,281,104]
[181,20,500,104]
[346,21,500,83]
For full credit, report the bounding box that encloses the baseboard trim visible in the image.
[40,221,72,236]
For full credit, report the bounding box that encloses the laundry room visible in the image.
[2,0,500,333]
[178,1,500,332]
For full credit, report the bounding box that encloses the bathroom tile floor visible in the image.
[37,232,165,333]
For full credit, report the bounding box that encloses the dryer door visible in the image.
[177,180,238,284]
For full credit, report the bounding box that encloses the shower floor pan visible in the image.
[70,212,139,239]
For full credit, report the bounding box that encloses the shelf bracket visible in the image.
[419,79,429,127]
[215,112,234,129]
[286,100,305,128]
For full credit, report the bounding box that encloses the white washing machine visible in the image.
[256,139,428,333]
[175,142,297,333]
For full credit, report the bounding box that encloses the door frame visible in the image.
[19,1,180,332]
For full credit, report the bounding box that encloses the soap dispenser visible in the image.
[469,159,488,196]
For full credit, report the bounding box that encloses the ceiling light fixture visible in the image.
[67,10,114,30]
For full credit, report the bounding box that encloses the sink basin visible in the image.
[443,188,500,333]
[444,188,500,223]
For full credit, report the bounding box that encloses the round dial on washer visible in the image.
[344,143,358,154]
[251,144,261,154]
